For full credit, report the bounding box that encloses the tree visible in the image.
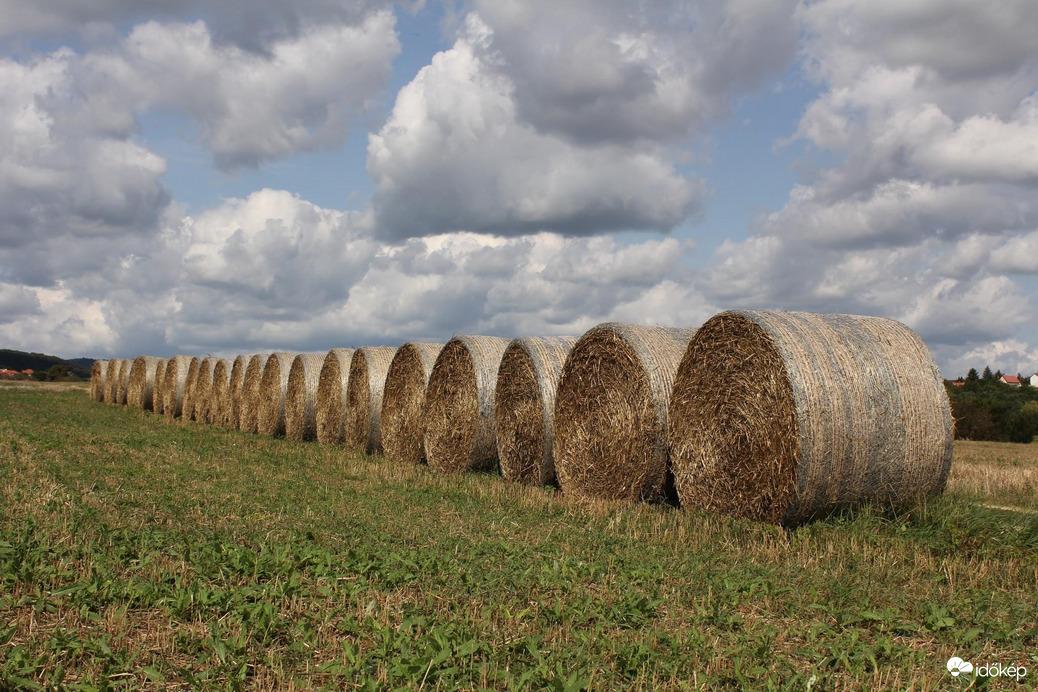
[45,364,70,381]
[966,368,979,382]
[982,366,995,381]
[994,369,1003,381]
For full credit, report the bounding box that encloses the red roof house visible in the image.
[1000,374,1021,386]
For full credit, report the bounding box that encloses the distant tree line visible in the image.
[0,349,91,380]
[946,367,1038,443]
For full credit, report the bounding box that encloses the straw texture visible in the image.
[554,323,697,502]
[668,310,955,526]
[495,336,577,486]
[115,359,132,406]
[104,358,122,404]
[226,355,249,429]
[90,360,108,401]
[153,360,166,414]
[208,359,234,426]
[239,353,272,433]
[423,335,510,473]
[381,343,443,464]
[162,355,193,418]
[127,356,166,411]
[257,352,296,436]
[315,349,354,445]
[190,357,218,423]
[182,357,213,422]
[285,353,326,441]
[343,347,398,454]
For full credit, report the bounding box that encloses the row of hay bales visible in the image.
[89,310,954,526]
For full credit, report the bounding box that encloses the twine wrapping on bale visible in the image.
[208,359,234,426]
[257,352,297,436]
[495,336,577,486]
[423,335,510,473]
[226,355,250,429]
[115,359,132,406]
[127,356,166,411]
[239,353,272,433]
[554,323,697,502]
[152,360,166,414]
[668,310,954,527]
[315,348,354,445]
[90,360,108,401]
[284,353,327,441]
[104,359,122,404]
[381,343,443,464]
[162,355,193,418]
[343,347,398,454]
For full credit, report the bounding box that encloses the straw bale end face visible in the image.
[381,343,443,465]
[315,349,353,445]
[669,310,954,527]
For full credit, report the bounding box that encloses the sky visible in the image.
[1,0,1037,378]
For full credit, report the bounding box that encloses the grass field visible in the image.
[1,384,1036,690]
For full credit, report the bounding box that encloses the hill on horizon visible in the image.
[0,349,93,379]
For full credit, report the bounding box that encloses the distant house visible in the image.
[1031,373,1038,387]
[1000,374,1021,387]
[0,369,18,379]
[950,381,965,387]
[21,369,33,376]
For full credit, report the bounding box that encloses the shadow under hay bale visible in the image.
[554,323,697,503]
[423,335,510,473]
[668,310,954,527]
[209,359,234,426]
[381,343,443,464]
[285,353,326,441]
[162,355,194,418]
[315,348,354,445]
[240,353,272,434]
[127,356,166,411]
[90,360,108,402]
[496,336,577,487]
[343,347,397,454]
[258,352,297,436]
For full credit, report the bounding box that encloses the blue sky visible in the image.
[1,0,1036,377]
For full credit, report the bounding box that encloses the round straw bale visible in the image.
[284,353,327,441]
[152,360,166,414]
[239,353,271,434]
[381,343,444,464]
[181,357,206,421]
[423,335,510,473]
[226,355,249,428]
[115,359,132,406]
[103,358,122,404]
[188,357,218,423]
[127,356,166,410]
[208,359,234,426]
[315,348,355,445]
[90,360,109,401]
[496,336,577,486]
[257,352,297,436]
[668,310,954,526]
[162,355,193,418]
[343,347,398,454]
[554,323,697,502]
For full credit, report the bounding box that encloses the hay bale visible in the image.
[239,353,272,433]
[284,353,327,441]
[343,347,398,454]
[127,356,166,410]
[162,355,193,418]
[208,359,234,426]
[495,336,577,486]
[315,348,354,445]
[115,359,132,405]
[668,310,954,526]
[381,343,444,464]
[423,335,510,473]
[554,323,697,502]
[181,357,206,421]
[90,360,108,401]
[188,357,218,423]
[257,352,297,436]
[226,355,250,429]
[104,358,122,404]
[152,360,166,414]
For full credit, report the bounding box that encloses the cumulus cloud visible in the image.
[368,13,709,239]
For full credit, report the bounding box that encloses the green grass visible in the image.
[1,386,1037,690]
